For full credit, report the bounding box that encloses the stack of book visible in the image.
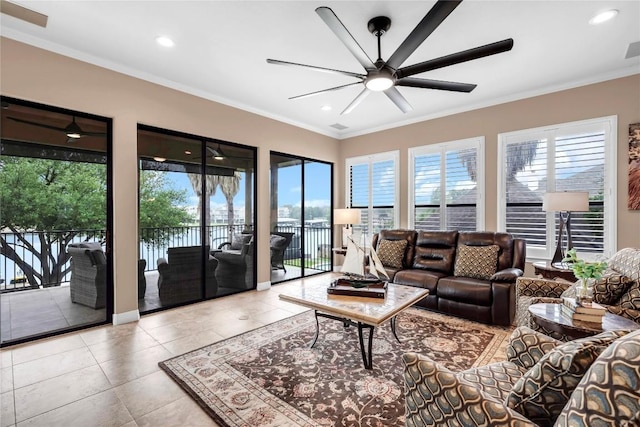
[561,297,606,323]
[327,278,387,298]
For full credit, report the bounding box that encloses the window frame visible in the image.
[408,137,485,231]
[497,116,617,261]
[345,150,400,239]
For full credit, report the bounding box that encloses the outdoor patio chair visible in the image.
[214,238,254,295]
[157,245,218,305]
[270,231,294,272]
[68,242,106,309]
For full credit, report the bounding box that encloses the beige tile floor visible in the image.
[0,276,320,427]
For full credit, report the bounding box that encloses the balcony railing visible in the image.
[1,224,332,292]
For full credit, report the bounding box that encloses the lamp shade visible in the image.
[334,208,361,225]
[542,192,589,212]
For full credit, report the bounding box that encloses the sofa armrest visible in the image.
[217,242,232,250]
[491,267,524,282]
[402,353,536,427]
[516,277,570,299]
[505,326,561,369]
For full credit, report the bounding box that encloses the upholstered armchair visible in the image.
[516,248,640,340]
[157,245,218,305]
[68,242,107,309]
[403,326,640,427]
[214,238,254,295]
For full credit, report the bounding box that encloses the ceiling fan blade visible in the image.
[397,38,514,79]
[315,6,376,71]
[8,116,67,132]
[289,82,362,100]
[341,88,370,115]
[396,77,476,92]
[386,0,462,71]
[384,87,413,113]
[267,59,365,79]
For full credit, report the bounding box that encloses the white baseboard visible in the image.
[112,309,140,325]
[257,281,271,291]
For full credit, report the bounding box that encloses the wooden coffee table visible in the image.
[528,303,640,340]
[279,282,429,369]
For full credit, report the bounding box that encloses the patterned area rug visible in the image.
[159,308,512,427]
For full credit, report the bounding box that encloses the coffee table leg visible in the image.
[390,316,401,344]
[357,322,375,370]
[310,310,320,348]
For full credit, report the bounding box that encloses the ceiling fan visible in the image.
[8,116,106,140]
[267,0,514,115]
[192,144,253,161]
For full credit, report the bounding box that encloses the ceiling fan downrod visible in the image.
[368,16,391,65]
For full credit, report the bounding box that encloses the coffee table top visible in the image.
[279,282,429,327]
[528,303,640,339]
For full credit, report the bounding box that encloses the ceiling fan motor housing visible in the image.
[367,16,391,36]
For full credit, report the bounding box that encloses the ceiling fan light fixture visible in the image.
[364,69,394,91]
[589,9,618,25]
[65,118,83,139]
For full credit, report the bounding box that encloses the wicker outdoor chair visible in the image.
[68,242,107,309]
[157,245,218,305]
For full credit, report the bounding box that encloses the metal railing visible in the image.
[1,224,333,292]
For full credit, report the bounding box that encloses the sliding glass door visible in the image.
[1,97,111,346]
[137,126,255,313]
[270,152,332,284]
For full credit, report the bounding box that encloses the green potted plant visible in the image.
[562,248,607,306]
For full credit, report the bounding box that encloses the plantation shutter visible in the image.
[414,153,441,230]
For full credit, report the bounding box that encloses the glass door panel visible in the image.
[1,97,110,346]
[303,161,332,274]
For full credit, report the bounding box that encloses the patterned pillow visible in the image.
[453,244,499,280]
[376,239,407,269]
[618,281,640,311]
[608,248,640,282]
[591,270,634,305]
[505,330,628,427]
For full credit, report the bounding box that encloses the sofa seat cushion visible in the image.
[505,330,628,427]
[453,244,500,280]
[458,362,529,401]
[377,238,407,269]
[437,276,492,305]
[394,269,446,294]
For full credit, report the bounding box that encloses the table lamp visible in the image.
[334,208,361,248]
[542,191,589,265]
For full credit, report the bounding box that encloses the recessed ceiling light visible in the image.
[153,156,166,162]
[589,9,618,25]
[155,36,175,47]
[184,150,192,155]
[321,105,332,111]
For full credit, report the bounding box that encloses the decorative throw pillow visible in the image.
[231,233,252,250]
[591,270,634,305]
[376,239,407,269]
[505,330,628,427]
[618,281,640,311]
[453,244,499,280]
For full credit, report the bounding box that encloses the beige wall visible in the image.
[340,74,640,254]
[1,38,340,315]
[2,36,639,317]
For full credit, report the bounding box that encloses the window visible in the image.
[498,116,617,260]
[409,137,485,231]
[346,151,399,239]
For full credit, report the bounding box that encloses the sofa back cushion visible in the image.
[412,231,458,273]
[373,230,417,269]
[453,244,499,280]
[459,232,515,271]
[505,330,627,427]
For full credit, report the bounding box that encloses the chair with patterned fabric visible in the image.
[515,247,640,341]
[403,327,640,427]
[68,242,107,309]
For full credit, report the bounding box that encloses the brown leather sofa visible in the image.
[372,230,526,326]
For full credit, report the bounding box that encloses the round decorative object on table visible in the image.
[533,261,577,282]
[528,303,640,340]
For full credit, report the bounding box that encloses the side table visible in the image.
[528,303,640,340]
[533,261,576,282]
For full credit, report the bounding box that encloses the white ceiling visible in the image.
[2,1,639,139]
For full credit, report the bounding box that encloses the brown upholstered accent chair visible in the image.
[403,327,640,427]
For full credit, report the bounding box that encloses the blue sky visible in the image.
[166,161,331,210]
